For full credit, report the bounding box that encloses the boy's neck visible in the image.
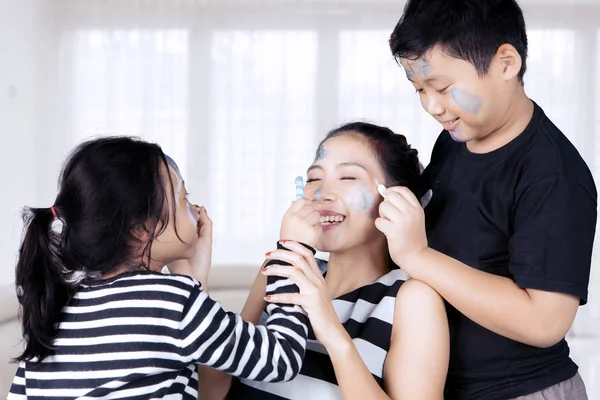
[467,92,534,154]
[324,241,390,299]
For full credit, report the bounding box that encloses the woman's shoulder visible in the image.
[377,269,409,285]
[394,278,445,313]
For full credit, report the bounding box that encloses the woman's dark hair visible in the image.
[389,0,528,83]
[14,136,179,364]
[320,121,421,197]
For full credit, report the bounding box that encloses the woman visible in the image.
[204,122,449,400]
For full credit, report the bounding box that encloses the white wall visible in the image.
[0,0,57,287]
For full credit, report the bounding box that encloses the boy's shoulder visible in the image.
[428,103,596,200]
[513,103,595,197]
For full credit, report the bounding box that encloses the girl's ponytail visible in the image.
[14,206,73,364]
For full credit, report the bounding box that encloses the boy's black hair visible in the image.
[389,0,528,83]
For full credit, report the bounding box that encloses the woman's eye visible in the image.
[340,177,356,181]
[306,178,320,183]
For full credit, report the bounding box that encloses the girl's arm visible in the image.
[198,265,268,400]
[178,269,307,383]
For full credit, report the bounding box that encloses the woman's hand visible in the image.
[168,205,213,289]
[279,199,322,248]
[261,241,349,350]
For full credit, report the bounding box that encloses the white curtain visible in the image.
[30,0,600,333]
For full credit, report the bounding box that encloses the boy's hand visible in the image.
[280,198,322,248]
[375,187,428,274]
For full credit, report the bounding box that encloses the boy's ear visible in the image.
[494,43,522,81]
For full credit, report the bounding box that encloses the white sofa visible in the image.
[0,267,256,396]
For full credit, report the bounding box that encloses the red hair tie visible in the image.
[50,206,58,219]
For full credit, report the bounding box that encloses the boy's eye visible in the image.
[436,86,450,94]
[415,88,425,94]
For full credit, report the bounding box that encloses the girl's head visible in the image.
[15,136,199,363]
[304,122,420,254]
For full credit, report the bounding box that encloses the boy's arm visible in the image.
[400,249,578,347]
[377,174,596,348]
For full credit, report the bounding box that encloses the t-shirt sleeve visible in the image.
[7,362,27,399]
[176,278,307,382]
[509,174,597,304]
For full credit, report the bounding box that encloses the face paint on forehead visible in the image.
[314,143,327,162]
[165,154,183,192]
[403,58,431,80]
[165,154,181,175]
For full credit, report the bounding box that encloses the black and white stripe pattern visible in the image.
[8,270,308,399]
[229,262,407,400]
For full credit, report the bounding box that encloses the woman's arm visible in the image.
[383,279,449,399]
[198,264,268,400]
[264,243,449,400]
[323,280,448,400]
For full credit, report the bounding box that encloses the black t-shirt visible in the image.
[421,102,597,400]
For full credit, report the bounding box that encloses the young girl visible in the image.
[204,122,450,400]
[8,136,318,399]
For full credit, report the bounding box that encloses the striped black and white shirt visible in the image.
[229,261,407,400]
[8,270,308,399]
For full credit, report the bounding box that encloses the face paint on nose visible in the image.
[186,202,199,226]
[314,188,323,201]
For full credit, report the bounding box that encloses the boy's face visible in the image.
[401,46,510,143]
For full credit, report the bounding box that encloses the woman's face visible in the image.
[304,133,387,253]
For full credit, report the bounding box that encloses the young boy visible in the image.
[375,1,597,399]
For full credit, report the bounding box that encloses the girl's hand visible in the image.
[261,241,348,350]
[279,199,322,248]
[168,205,213,289]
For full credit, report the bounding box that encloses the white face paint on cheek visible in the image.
[170,167,183,194]
[186,202,198,225]
[345,185,377,219]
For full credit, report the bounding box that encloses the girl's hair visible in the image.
[14,136,178,363]
[321,121,421,197]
